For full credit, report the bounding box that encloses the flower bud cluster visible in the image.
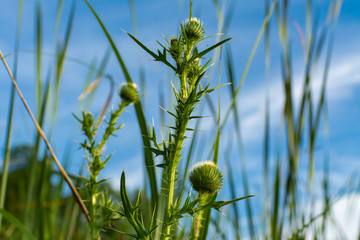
[167,17,206,100]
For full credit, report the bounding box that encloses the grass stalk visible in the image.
[263,0,271,230]
[0,0,23,233]
[84,0,159,208]
[221,0,277,130]
[53,0,76,117]
[34,74,51,239]
[35,1,42,113]
[198,46,223,240]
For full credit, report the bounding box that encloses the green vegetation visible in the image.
[1,0,358,239]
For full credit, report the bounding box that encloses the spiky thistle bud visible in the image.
[189,161,223,195]
[84,112,94,128]
[187,58,202,85]
[170,36,182,63]
[119,83,139,104]
[171,36,179,45]
[81,111,95,140]
[182,17,205,45]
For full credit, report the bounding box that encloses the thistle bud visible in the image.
[170,36,182,63]
[182,17,205,44]
[189,161,223,195]
[84,112,94,127]
[187,58,202,84]
[120,83,139,104]
[81,111,94,140]
[171,36,179,46]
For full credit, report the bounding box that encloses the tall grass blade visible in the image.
[221,0,277,129]
[35,1,42,113]
[53,0,76,117]
[312,0,342,163]
[53,0,64,49]
[34,72,51,239]
[129,0,138,36]
[271,157,281,239]
[52,144,72,239]
[83,0,159,207]
[234,113,255,239]
[0,50,90,223]
[263,1,271,229]
[199,46,223,240]
[199,131,220,240]
[225,44,256,238]
[66,168,84,240]
[0,0,23,232]
[80,48,111,111]
[226,158,241,240]
[24,70,51,233]
[275,0,298,226]
[0,208,37,240]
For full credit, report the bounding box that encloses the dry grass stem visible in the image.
[0,50,90,223]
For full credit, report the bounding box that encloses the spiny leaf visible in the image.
[212,195,256,211]
[120,171,133,213]
[126,31,177,71]
[159,105,178,119]
[191,38,232,61]
[148,147,165,157]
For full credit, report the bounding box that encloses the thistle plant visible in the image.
[121,8,254,240]
[76,83,139,240]
[76,2,254,239]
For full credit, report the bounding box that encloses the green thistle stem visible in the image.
[88,101,127,240]
[180,71,188,100]
[193,193,208,240]
[89,179,99,240]
[163,110,190,239]
[162,38,197,239]
[96,101,127,155]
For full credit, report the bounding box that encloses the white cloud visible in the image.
[226,51,360,144]
[306,193,360,239]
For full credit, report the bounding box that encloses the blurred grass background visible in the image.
[1,0,360,239]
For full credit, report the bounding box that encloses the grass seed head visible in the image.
[189,161,223,195]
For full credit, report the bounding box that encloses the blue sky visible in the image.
[1,0,360,237]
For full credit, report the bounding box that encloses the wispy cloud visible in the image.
[229,51,360,144]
